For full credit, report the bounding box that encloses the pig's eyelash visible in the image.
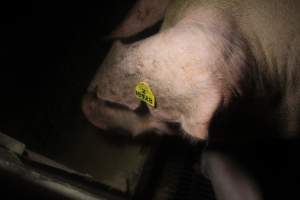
[119,19,164,44]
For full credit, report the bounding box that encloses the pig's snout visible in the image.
[82,93,108,129]
[82,91,175,136]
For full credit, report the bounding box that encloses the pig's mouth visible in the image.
[103,99,150,117]
[83,92,147,125]
[82,92,180,136]
[102,99,132,111]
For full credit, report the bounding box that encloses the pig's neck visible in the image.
[243,34,300,137]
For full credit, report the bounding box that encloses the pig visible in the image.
[83,0,300,140]
[82,0,300,199]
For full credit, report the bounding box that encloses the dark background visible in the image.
[0,0,137,151]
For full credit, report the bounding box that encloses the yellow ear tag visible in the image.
[135,82,156,107]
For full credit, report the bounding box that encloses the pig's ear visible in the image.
[110,0,171,38]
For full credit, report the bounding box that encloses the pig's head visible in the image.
[82,0,248,140]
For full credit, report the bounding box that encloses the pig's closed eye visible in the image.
[120,19,163,44]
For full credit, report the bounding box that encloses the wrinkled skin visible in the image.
[82,0,300,199]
